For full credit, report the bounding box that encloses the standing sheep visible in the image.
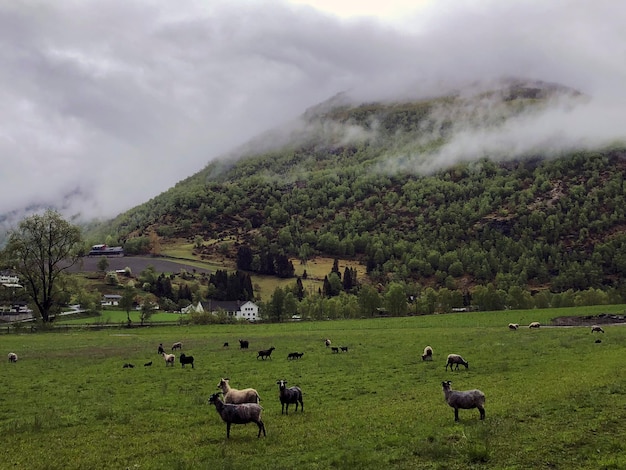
[276,379,303,415]
[162,352,175,367]
[446,354,469,371]
[441,380,485,421]
[208,393,266,438]
[239,339,249,349]
[591,325,605,333]
[8,352,18,363]
[179,353,194,368]
[325,339,331,347]
[529,322,541,329]
[171,341,183,351]
[257,347,275,360]
[217,378,261,404]
[508,323,519,330]
[422,346,433,361]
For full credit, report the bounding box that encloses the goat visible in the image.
[276,379,304,415]
[208,393,266,438]
[179,353,194,368]
[217,378,261,404]
[257,347,276,360]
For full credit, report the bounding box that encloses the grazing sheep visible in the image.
[123,363,135,368]
[223,342,229,347]
[325,339,331,347]
[8,352,18,363]
[162,352,175,367]
[591,325,605,333]
[157,343,165,355]
[171,341,183,351]
[446,354,469,371]
[441,380,485,421]
[529,322,541,329]
[595,339,602,343]
[287,352,304,360]
[144,361,152,367]
[208,393,266,439]
[340,346,349,353]
[508,323,519,330]
[179,353,194,368]
[257,347,276,360]
[276,379,304,415]
[239,339,249,349]
[331,347,339,353]
[422,346,433,361]
[217,378,261,404]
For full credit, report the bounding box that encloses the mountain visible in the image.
[86,79,626,298]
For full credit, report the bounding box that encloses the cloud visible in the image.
[0,0,624,228]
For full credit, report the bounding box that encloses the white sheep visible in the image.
[441,380,485,421]
[445,354,469,371]
[208,392,266,438]
[508,323,519,330]
[162,352,175,367]
[529,321,541,329]
[8,352,18,363]
[591,325,605,333]
[421,346,433,361]
[217,378,261,404]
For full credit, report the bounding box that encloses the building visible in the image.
[194,300,260,322]
[101,294,122,306]
[88,244,124,257]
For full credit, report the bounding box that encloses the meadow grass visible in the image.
[2,305,626,469]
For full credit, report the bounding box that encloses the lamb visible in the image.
[223,342,229,347]
[208,393,266,439]
[508,323,519,330]
[157,343,165,355]
[179,353,194,368]
[239,339,249,349]
[144,361,152,367]
[8,352,18,363]
[446,354,469,371]
[276,379,304,415]
[340,346,349,353]
[257,347,275,360]
[217,378,261,404]
[287,352,304,360]
[441,380,485,421]
[162,352,175,367]
[325,339,331,347]
[123,363,135,368]
[422,346,433,361]
[591,325,605,333]
[529,321,541,329]
[171,341,183,351]
[331,347,339,353]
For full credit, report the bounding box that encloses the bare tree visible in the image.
[1,210,82,322]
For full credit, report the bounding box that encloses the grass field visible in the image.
[2,305,626,469]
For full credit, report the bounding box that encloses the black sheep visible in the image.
[276,379,303,415]
[179,353,194,368]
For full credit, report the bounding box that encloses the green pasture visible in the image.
[2,305,626,469]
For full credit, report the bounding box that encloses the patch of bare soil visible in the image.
[551,313,626,326]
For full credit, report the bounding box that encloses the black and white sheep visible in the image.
[171,341,183,351]
[591,325,605,333]
[508,323,519,330]
[441,380,485,421]
[157,343,165,355]
[445,354,469,371]
[239,339,249,349]
[340,346,349,353]
[422,346,433,361]
[276,379,303,415]
[529,321,541,329]
[162,352,175,367]
[217,378,261,404]
[257,347,275,360]
[179,353,194,368]
[8,352,18,363]
[208,393,266,438]
[324,339,331,347]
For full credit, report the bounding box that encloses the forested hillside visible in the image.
[88,80,626,307]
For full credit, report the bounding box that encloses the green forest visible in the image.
[86,83,626,314]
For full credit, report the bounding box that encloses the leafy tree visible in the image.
[385,282,407,316]
[97,256,109,274]
[357,284,382,317]
[139,297,157,325]
[1,210,82,322]
[119,284,136,327]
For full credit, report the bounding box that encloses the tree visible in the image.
[119,284,136,327]
[97,256,109,274]
[139,297,157,325]
[1,210,82,322]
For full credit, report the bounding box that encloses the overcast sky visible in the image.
[1,0,625,225]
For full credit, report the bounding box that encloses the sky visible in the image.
[1,0,625,226]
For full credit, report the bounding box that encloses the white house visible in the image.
[199,300,260,322]
[101,294,122,306]
[181,302,204,314]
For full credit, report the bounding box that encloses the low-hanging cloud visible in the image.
[1,0,625,229]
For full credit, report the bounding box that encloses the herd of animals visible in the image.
[6,321,608,439]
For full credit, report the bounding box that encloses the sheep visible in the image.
[529,322,541,329]
[179,353,194,368]
[331,347,339,353]
[441,380,485,421]
[340,346,349,353]
[276,379,304,415]
[257,347,276,360]
[144,361,152,367]
[217,378,261,404]
[325,339,331,347]
[508,323,520,330]
[591,325,605,333]
[8,352,18,363]
[446,354,469,371]
[595,339,602,343]
[157,343,165,355]
[162,352,175,367]
[287,352,304,360]
[239,339,249,349]
[208,392,266,439]
[123,363,135,368]
[223,342,229,347]
[422,346,433,361]
[171,341,183,351]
